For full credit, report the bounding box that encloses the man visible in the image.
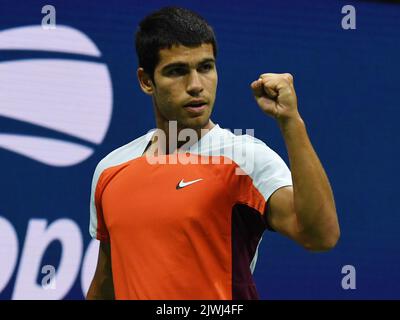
[87,6,339,300]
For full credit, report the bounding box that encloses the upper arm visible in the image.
[86,241,114,299]
[266,186,309,247]
[96,241,113,276]
[266,185,340,252]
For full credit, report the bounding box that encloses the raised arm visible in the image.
[251,73,340,251]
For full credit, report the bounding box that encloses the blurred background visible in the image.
[0,0,399,299]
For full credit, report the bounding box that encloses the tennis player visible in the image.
[87,6,340,300]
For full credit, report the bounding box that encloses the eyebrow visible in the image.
[161,58,216,72]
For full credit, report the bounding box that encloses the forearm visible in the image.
[279,115,339,246]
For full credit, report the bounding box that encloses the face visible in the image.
[150,43,218,130]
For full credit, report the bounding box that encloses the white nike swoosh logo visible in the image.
[176,178,203,189]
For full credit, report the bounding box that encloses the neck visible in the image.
[151,117,215,155]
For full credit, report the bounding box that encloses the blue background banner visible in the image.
[0,0,399,299]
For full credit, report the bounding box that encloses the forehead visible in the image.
[156,43,214,69]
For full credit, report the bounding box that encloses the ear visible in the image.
[137,68,154,95]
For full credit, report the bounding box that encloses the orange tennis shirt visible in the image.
[89,124,292,299]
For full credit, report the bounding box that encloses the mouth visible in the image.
[183,100,208,113]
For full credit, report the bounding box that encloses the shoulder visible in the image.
[92,129,154,181]
[214,126,273,151]
[215,126,286,172]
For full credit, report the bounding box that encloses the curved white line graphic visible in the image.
[0,25,101,57]
[0,134,93,166]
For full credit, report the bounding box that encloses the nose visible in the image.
[186,70,203,96]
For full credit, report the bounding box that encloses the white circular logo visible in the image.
[0,25,113,166]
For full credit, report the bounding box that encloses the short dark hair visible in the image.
[135,6,217,81]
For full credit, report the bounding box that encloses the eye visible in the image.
[198,63,214,73]
[167,67,186,76]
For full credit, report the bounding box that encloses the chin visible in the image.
[186,118,210,130]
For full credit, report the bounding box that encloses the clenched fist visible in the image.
[251,73,300,123]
